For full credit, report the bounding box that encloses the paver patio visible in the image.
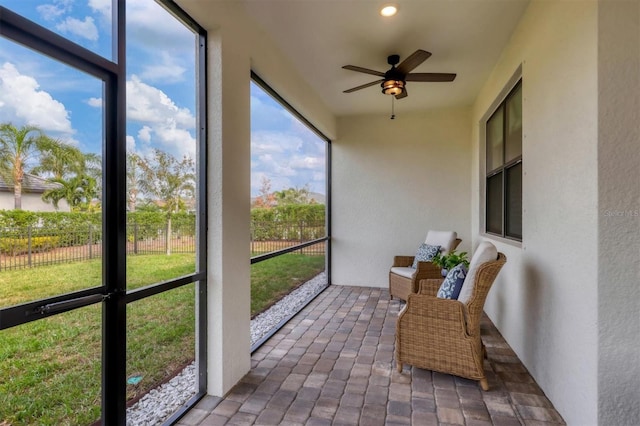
[178,285,564,425]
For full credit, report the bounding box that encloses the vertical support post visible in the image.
[89,224,93,260]
[27,225,32,267]
[102,1,127,423]
[134,223,138,255]
[299,220,303,254]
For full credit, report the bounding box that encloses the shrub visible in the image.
[0,236,60,255]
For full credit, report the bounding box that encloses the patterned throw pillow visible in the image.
[437,263,467,300]
[411,243,440,268]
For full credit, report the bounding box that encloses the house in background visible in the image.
[0,173,70,212]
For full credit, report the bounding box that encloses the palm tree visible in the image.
[32,137,102,211]
[0,123,50,209]
[41,175,97,210]
[31,137,84,179]
[137,148,195,254]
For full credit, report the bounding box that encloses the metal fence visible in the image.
[0,223,196,271]
[0,220,326,271]
[250,220,326,255]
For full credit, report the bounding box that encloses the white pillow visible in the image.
[424,230,457,254]
[457,241,498,304]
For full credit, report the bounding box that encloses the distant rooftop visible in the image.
[0,173,63,193]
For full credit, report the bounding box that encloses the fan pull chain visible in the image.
[390,96,395,120]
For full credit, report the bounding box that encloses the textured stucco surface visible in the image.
[332,108,471,287]
[471,2,599,424]
[597,1,640,424]
[176,1,337,397]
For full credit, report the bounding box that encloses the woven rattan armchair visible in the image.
[389,232,461,301]
[395,252,506,390]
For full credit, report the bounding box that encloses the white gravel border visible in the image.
[126,272,328,425]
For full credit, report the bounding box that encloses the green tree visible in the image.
[41,175,97,211]
[0,123,52,209]
[274,185,313,206]
[126,151,143,212]
[31,137,84,179]
[137,148,195,254]
[33,138,101,211]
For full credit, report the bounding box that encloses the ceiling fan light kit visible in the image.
[382,79,404,95]
[342,49,456,101]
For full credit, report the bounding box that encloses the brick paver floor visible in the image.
[178,285,565,425]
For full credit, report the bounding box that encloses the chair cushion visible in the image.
[457,241,498,304]
[425,230,458,254]
[411,243,440,268]
[437,263,467,299]
[390,266,415,279]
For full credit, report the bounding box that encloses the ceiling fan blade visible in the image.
[343,79,384,93]
[405,73,457,82]
[395,88,408,99]
[396,49,432,75]
[342,65,385,77]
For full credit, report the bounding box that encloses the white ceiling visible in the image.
[184,1,530,117]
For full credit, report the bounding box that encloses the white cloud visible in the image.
[36,0,73,21]
[126,76,195,158]
[87,97,102,107]
[138,126,152,143]
[126,135,136,151]
[88,0,111,17]
[125,0,193,48]
[0,62,74,134]
[56,16,99,41]
[251,131,303,154]
[290,156,324,170]
[127,76,193,127]
[140,52,187,84]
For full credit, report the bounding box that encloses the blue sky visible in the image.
[0,0,326,197]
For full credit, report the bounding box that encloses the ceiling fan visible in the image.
[342,49,456,99]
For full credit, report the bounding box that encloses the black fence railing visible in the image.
[250,220,325,256]
[0,223,196,271]
[0,219,326,271]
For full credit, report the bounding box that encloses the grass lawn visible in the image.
[251,253,325,316]
[0,252,325,425]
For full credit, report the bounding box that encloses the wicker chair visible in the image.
[395,251,507,390]
[389,231,461,301]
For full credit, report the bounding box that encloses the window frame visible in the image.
[249,72,331,351]
[0,2,208,424]
[484,78,522,242]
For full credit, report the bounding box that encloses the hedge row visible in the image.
[250,204,325,223]
[0,211,196,248]
[250,205,326,241]
[0,205,325,245]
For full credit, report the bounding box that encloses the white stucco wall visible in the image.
[178,0,336,397]
[0,193,70,212]
[471,2,599,424]
[597,1,640,424]
[332,108,471,287]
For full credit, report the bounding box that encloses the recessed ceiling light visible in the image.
[380,5,398,17]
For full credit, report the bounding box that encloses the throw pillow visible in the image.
[411,243,440,268]
[437,263,467,300]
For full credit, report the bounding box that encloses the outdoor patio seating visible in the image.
[395,241,506,390]
[389,230,461,301]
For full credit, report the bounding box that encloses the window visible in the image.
[0,2,207,424]
[249,73,330,350]
[486,80,522,240]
